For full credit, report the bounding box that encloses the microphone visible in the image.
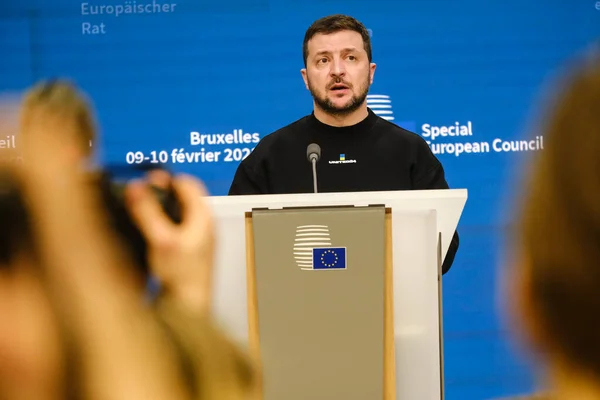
[306,143,321,193]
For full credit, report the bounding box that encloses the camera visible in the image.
[0,162,182,278]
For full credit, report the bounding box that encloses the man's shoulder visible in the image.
[371,114,446,173]
[371,115,436,160]
[373,115,427,145]
[251,114,311,153]
[237,114,310,168]
[260,114,310,144]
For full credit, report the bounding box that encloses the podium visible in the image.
[206,189,467,400]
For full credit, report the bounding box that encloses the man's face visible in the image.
[301,30,376,117]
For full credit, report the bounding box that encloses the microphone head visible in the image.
[306,143,321,162]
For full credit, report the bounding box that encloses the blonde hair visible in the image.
[20,79,96,156]
[517,50,600,375]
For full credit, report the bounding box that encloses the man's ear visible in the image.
[300,69,309,90]
[369,63,377,84]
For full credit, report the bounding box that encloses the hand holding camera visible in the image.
[125,168,215,314]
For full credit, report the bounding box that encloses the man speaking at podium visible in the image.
[228,14,459,274]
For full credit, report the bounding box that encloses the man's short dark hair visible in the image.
[302,14,372,67]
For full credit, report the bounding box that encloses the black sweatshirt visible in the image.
[228,108,459,274]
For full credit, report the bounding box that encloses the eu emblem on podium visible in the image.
[312,247,347,270]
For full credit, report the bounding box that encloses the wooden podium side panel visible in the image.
[245,213,262,399]
[384,209,396,399]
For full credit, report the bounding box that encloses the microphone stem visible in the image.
[311,158,318,193]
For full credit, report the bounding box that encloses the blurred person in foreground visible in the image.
[17,79,215,313]
[0,81,256,400]
[498,49,600,400]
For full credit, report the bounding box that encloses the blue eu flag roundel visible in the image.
[312,247,347,270]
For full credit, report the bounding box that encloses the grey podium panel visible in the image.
[252,206,386,400]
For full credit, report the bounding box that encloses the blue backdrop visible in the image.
[1,1,599,398]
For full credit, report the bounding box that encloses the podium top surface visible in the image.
[207,189,467,262]
[207,188,467,213]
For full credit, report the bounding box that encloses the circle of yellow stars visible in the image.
[320,249,339,268]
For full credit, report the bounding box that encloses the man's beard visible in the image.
[308,74,370,117]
